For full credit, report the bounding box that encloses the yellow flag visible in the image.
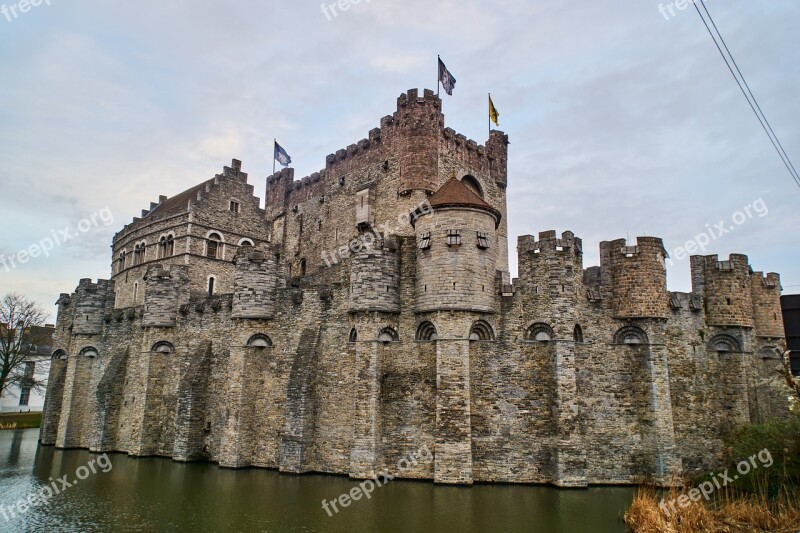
[489,94,499,126]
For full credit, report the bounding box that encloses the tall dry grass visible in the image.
[625,480,800,533]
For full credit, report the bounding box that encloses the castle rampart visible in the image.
[41,89,790,488]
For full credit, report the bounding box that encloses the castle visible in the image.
[41,88,790,486]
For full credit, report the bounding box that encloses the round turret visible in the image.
[413,178,500,313]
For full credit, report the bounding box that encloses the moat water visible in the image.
[0,429,635,532]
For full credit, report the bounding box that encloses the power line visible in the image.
[692,1,800,191]
[699,1,800,183]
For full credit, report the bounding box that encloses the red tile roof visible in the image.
[427,178,501,225]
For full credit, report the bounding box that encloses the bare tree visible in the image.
[0,292,49,399]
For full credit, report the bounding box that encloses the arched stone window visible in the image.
[51,349,67,361]
[378,327,399,343]
[299,258,307,277]
[79,346,99,358]
[133,244,142,265]
[416,321,438,341]
[526,323,554,342]
[117,250,126,272]
[461,175,484,198]
[159,234,175,258]
[247,334,273,348]
[470,320,495,341]
[614,326,648,345]
[758,346,782,360]
[574,324,584,343]
[238,238,254,247]
[707,334,741,353]
[349,328,358,343]
[151,341,174,355]
[206,232,223,259]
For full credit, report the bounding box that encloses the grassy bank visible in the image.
[625,413,800,532]
[0,412,42,430]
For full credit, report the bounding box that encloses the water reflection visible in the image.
[0,430,635,532]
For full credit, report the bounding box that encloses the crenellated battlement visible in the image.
[519,230,583,256]
[600,236,669,319]
[691,254,755,328]
[71,278,114,335]
[142,264,190,328]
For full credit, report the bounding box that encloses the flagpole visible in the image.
[437,55,440,97]
[488,93,491,136]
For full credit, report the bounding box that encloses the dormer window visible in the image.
[446,229,461,247]
[476,231,489,249]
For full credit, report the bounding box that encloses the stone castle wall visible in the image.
[41,89,791,487]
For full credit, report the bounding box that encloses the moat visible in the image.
[0,430,635,532]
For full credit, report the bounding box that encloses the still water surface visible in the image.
[0,430,635,532]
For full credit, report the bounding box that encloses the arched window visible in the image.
[158,235,175,258]
[469,320,495,341]
[573,324,584,343]
[151,341,174,355]
[378,327,399,343]
[117,251,126,272]
[247,334,273,348]
[299,259,307,277]
[207,276,216,296]
[416,321,438,341]
[51,349,67,361]
[238,238,254,247]
[133,244,141,265]
[461,175,484,198]
[79,346,99,358]
[614,326,648,345]
[206,232,223,259]
[526,323,554,342]
[349,328,358,343]
[707,334,741,353]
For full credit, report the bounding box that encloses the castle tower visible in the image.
[347,234,401,479]
[600,237,681,484]
[143,265,190,327]
[601,237,669,319]
[691,254,755,328]
[750,272,784,338]
[517,230,587,486]
[414,178,500,314]
[412,178,501,484]
[348,234,400,314]
[232,245,278,319]
[395,89,442,195]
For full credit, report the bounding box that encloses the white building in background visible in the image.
[0,325,54,413]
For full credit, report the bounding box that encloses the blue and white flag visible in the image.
[438,57,456,96]
[274,141,292,167]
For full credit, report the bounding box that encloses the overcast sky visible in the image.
[1,0,798,321]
